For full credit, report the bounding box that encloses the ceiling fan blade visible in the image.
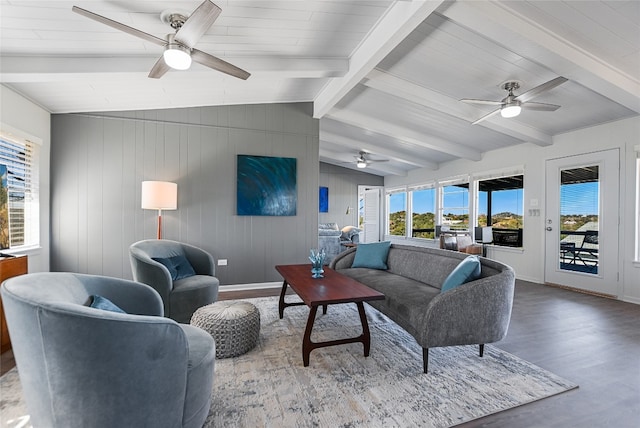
[72,6,166,47]
[515,76,568,103]
[367,159,389,163]
[148,56,171,79]
[521,102,561,111]
[191,49,251,80]
[472,108,501,125]
[174,0,222,49]
[460,99,504,106]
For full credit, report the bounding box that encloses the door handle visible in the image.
[546,227,553,231]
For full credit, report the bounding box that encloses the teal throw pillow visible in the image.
[152,255,196,280]
[351,241,391,270]
[441,255,481,293]
[89,295,126,313]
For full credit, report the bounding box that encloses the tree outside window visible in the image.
[442,184,469,230]
[388,192,406,236]
[477,175,524,247]
[411,188,435,238]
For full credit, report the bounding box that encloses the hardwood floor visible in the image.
[2,281,638,427]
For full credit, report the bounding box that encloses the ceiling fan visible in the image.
[350,151,389,169]
[72,1,250,80]
[461,77,568,124]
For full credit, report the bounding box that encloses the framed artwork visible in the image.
[237,155,297,216]
[319,187,328,212]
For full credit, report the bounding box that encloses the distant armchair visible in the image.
[440,233,483,255]
[318,222,342,264]
[130,239,219,323]
[1,272,215,428]
[340,225,361,246]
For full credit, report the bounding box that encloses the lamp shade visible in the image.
[141,181,177,210]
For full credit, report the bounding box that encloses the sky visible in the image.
[390,182,598,216]
[390,189,525,215]
[560,182,599,216]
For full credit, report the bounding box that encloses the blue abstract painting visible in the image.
[319,187,328,212]
[237,155,297,216]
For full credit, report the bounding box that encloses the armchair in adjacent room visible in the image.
[340,225,361,246]
[1,272,215,428]
[318,222,342,264]
[129,239,219,323]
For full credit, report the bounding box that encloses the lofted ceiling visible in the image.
[1,0,639,176]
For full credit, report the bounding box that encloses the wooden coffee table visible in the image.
[275,264,385,367]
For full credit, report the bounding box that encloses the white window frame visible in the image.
[438,175,470,232]
[0,124,41,252]
[472,167,525,247]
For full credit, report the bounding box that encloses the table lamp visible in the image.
[141,181,177,239]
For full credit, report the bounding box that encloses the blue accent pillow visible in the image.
[152,255,196,280]
[441,256,481,293]
[351,241,391,270]
[90,295,126,313]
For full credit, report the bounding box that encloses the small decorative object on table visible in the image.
[309,249,326,278]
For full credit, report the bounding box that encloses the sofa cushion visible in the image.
[318,222,339,231]
[319,229,342,237]
[440,255,481,293]
[352,241,391,270]
[152,255,196,280]
[339,268,440,339]
[89,295,126,313]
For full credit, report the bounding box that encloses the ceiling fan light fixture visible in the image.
[163,43,192,70]
[356,160,367,168]
[500,103,521,118]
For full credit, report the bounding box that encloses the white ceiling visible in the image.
[1,0,639,176]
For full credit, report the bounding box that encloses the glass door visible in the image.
[544,150,619,296]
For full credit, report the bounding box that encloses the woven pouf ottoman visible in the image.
[191,301,260,359]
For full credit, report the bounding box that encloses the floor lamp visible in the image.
[141,181,177,239]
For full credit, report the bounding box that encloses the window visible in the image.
[0,130,40,250]
[387,190,406,236]
[477,174,524,247]
[411,186,436,238]
[440,181,469,231]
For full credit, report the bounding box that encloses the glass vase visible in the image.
[311,266,324,278]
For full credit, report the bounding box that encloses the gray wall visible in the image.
[319,162,383,229]
[51,103,319,286]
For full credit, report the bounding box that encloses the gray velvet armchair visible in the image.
[1,272,215,428]
[129,239,219,323]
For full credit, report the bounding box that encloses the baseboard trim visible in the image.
[544,282,617,300]
[220,281,282,292]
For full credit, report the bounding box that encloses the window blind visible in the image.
[0,133,40,248]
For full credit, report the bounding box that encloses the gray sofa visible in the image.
[1,272,215,428]
[330,244,515,373]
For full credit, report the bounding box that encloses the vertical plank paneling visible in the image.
[101,119,124,278]
[319,162,383,229]
[86,117,104,274]
[51,103,318,285]
[121,119,137,276]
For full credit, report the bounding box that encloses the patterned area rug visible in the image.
[1,296,577,427]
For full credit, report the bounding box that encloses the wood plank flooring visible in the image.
[2,280,639,427]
